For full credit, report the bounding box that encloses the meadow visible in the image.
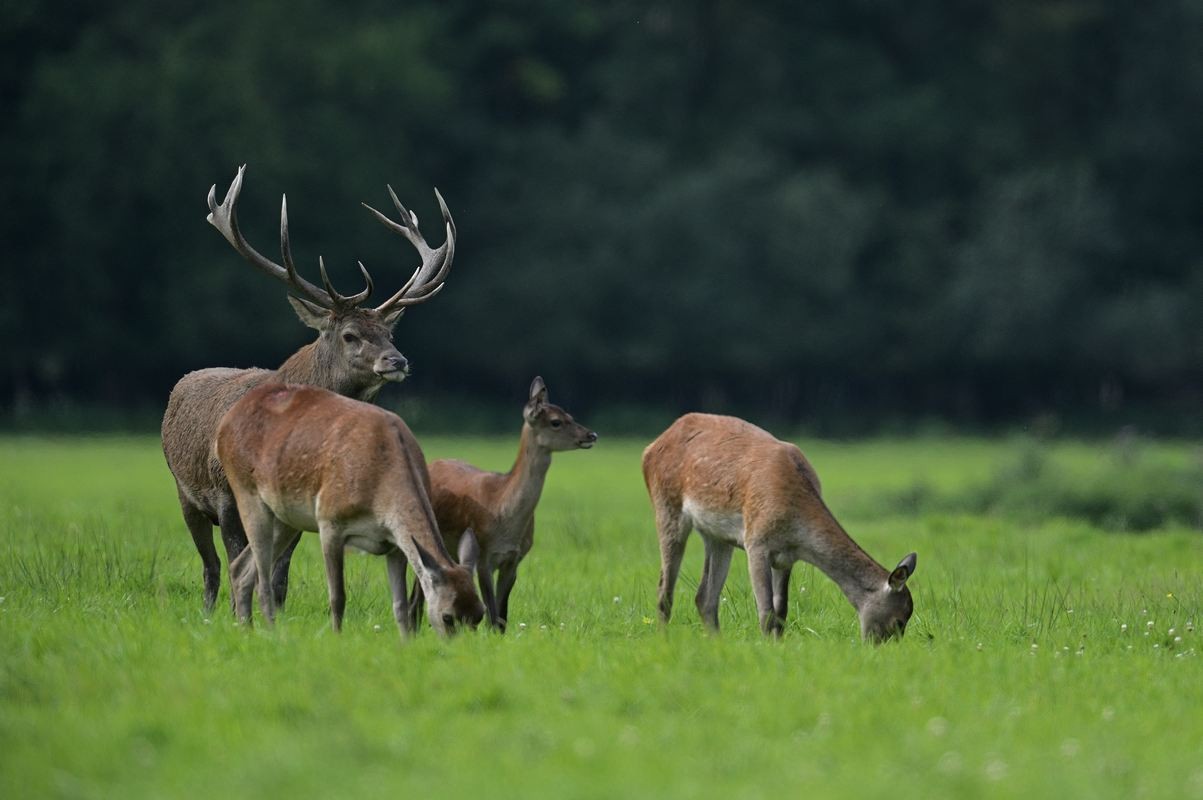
[1,433,1201,799]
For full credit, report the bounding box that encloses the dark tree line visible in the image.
[3,1,1201,429]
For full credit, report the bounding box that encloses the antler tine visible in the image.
[364,186,457,314]
[207,166,373,311]
[317,257,374,307]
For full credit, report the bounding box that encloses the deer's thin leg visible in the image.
[407,578,425,632]
[655,503,691,624]
[495,560,518,633]
[385,548,412,638]
[697,537,734,633]
[179,494,220,615]
[317,522,346,632]
[746,544,782,638]
[270,535,301,611]
[772,566,792,623]
[476,560,500,630]
[236,499,277,626]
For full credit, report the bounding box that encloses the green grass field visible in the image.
[2,433,1201,799]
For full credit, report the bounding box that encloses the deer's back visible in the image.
[428,459,509,550]
[218,384,426,526]
[162,366,274,517]
[643,413,822,522]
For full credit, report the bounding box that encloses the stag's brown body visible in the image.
[217,383,484,636]
[418,377,596,630]
[162,165,455,613]
[643,413,917,641]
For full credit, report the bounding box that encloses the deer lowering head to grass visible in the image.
[643,413,917,642]
[162,165,456,614]
[413,377,597,631]
[217,383,485,636]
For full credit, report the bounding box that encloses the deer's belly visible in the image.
[682,497,745,547]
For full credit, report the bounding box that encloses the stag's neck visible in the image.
[800,510,888,612]
[499,425,552,520]
[273,341,382,402]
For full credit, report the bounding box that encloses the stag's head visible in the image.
[522,376,598,452]
[858,552,917,643]
[412,533,485,636]
[207,165,456,394]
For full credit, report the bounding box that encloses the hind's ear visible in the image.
[411,537,444,582]
[288,295,330,331]
[888,552,917,592]
[524,376,548,422]
[457,530,480,573]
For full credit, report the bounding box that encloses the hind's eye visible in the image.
[442,614,455,627]
[342,332,359,344]
[550,419,562,429]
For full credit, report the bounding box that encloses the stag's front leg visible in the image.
[385,548,412,639]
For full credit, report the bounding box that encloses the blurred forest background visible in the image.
[2,1,1201,433]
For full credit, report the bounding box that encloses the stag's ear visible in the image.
[888,552,917,592]
[411,537,444,582]
[457,530,480,572]
[288,295,331,331]
[380,306,406,329]
[524,376,548,422]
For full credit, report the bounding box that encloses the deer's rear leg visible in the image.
[233,498,278,626]
[654,503,691,624]
[695,535,734,632]
[179,495,220,614]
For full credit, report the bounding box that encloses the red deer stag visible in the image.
[643,413,917,642]
[413,377,596,631]
[162,165,455,613]
[217,383,484,636]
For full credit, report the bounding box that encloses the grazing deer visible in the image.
[217,383,485,636]
[414,377,597,631]
[162,165,455,614]
[642,413,917,642]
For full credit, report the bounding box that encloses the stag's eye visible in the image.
[342,332,359,344]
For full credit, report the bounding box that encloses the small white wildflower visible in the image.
[1066,608,1074,615]
[1147,620,1155,629]
[1121,623,1128,632]
[202,618,211,625]
[1168,627,1176,636]
[976,642,984,651]
[1030,643,1039,650]
[612,596,621,604]
[540,624,548,631]
[373,624,382,632]
[1153,643,1160,649]
[518,622,527,630]
[1175,636,1183,644]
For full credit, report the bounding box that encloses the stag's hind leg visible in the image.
[654,502,692,624]
[178,491,221,615]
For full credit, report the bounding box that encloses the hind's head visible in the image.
[858,553,917,643]
[522,376,598,452]
[412,534,485,636]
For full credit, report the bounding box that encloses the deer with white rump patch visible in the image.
[643,413,917,641]
[412,377,597,631]
[162,165,455,613]
[217,383,485,636]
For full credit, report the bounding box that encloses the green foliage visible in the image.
[3,435,1203,797]
[2,2,1202,424]
[874,437,1203,531]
